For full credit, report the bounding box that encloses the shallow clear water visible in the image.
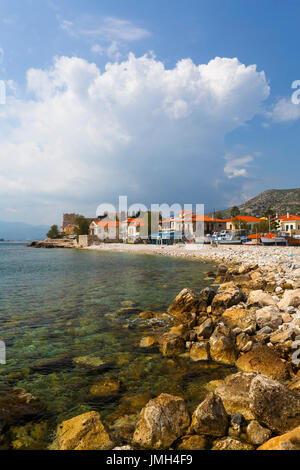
[0,244,235,448]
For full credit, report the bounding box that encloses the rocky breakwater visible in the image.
[28,238,76,249]
[7,260,300,450]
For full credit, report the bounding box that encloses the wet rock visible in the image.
[249,374,300,434]
[194,318,214,339]
[278,289,300,310]
[258,425,300,450]
[117,307,142,316]
[109,414,139,443]
[10,421,49,450]
[139,336,158,349]
[222,306,256,330]
[190,393,228,437]
[211,288,246,315]
[215,372,257,420]
[160,334,185,357]
[0,388,44,428]
[132,393,190,450]
[246,420,272,446]
[236,345,289,381]
[189,341,209,362]
[217,264,228,276]
[73,355,114,371]
[247,290,277,308]
[197,287,216,312]
[212,437,254,450]
[209,325,237,365]
[168,324,189,339]
[139,311,155,320]
[255,306,282,331]
[50,411,114,450]
[90,378,121,398]
[167,288,201,317]
[177,435,207,450]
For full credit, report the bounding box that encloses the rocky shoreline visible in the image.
[4,245,300,450]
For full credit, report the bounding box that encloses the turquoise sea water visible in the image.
[0,244,235,449]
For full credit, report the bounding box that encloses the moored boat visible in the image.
[261,237,287,246]
[285,236,300,247]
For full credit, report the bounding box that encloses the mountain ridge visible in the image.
[214,188,300,219]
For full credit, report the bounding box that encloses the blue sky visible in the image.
[0,0,300,224]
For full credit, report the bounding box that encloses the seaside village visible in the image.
[59,210,300,247]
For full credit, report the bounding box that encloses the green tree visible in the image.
[231,206,240,218]
[47,224,59,239]
[232,218,251,235]
[74,215,90,237]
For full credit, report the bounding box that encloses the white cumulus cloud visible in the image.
[0,54,269,223]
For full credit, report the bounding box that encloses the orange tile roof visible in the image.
[278,214,300,221]
[94,220,119,227]
[223,216,261,222]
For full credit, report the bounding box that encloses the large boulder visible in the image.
[222,306,256,330]
[132,394,190,450]
[160,334,185,357]
[50,411,113,450]
[249,374,300,434]
[167,289,201,317]
[209,325,237,365]
[190,393,228,437]
[278,289,300,310]
[215,372,257,420]
[258,426,300,450]
[211,288,246,315]
[247,290,277,308]
[236,345,289,381]
[255,306,282,331]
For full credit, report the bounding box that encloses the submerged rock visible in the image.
[50,411,114,450]
[73,355,114,371]
[132,393,190,450]
[236,345,289,381]
[90,378,121,398]
[139,336,158,349]
[190,393,228,437]
[0,388,44,429]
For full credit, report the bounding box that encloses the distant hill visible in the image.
[214,188,300,219]
[0,220,49,241]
